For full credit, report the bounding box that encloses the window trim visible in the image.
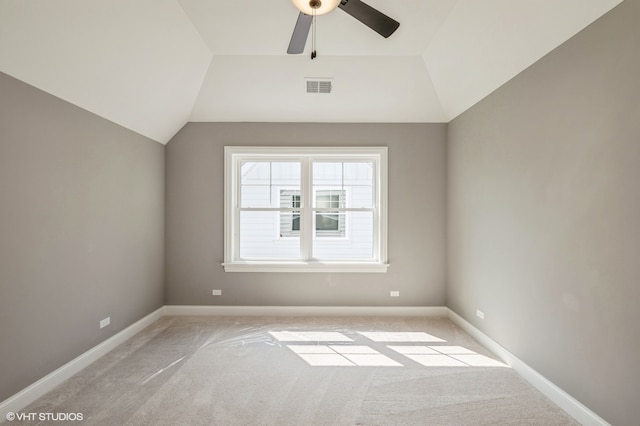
[223,146,389,273]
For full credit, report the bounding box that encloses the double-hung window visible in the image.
[223,146,388,272]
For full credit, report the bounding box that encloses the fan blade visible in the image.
[338,0,399,38]
[287,12,313,54]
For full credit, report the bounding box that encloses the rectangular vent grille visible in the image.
[306,79,332,94]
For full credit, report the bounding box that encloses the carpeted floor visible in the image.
[10,316,579,425]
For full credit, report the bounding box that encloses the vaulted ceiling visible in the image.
[0,0,623,144]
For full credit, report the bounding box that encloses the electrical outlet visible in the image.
[476,309,485,320]
[100,317,110,329]
[212,289,222,296]
[390,291,400,297]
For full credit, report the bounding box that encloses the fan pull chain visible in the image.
[311,8,317,59]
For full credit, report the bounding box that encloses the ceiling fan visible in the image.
[287,0,400,57]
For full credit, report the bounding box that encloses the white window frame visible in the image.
[223,146,389,273]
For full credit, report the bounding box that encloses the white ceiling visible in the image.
[0,0,623,144]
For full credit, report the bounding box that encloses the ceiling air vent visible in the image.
[306,78,332,94]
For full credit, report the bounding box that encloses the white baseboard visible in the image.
[1,305,605,426]
[447,309,610,426]
[164,305,448,317]
[0,307,165,421]
[0,304,444,417]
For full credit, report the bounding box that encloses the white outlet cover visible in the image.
[212,289,222,296]
[100,317,111,328]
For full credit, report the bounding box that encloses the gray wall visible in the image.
[0,73,165,402]
[447,1,640,424]
[166,122,446,306]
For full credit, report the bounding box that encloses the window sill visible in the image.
[222,261,389,273]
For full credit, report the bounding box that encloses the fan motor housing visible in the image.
[291,0,340,16]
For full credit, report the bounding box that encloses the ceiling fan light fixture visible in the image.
[291,0,341,16]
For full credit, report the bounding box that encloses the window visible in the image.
[280,189,345,238]
[279,190,301,236]
[224,147,388,272]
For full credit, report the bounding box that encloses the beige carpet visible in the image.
[12,316,578,425]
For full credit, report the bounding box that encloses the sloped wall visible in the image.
[0,73,165,402]
[447,2,640,424]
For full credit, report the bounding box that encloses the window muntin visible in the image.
[224,147,388,272]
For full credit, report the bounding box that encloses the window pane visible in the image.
[313,162,343,186]
[316,213,339,231]
[313,211,345,238]
[240,211,300,259]
[240,161,270,207]
[241,184,271,208]
[343,162,372,185]
[241,161,270,184]
[312,162,373,208]
[316,190,345,208]
[313,212,373,259]
[344,162,373,208]
[272,162,301,185]
[241,162,300,207]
